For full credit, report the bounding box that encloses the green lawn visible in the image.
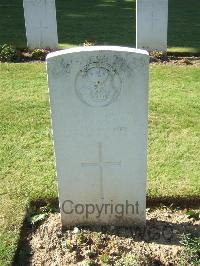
[149,65,200,197]
[0,63,199,265]
[0,63,57,265]
[0,0,200,52]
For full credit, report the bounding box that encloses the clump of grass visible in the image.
[186,210,199,221]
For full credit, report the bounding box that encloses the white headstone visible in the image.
[23,0,58,49]
[47,46,149,226]
[136,0,168,51]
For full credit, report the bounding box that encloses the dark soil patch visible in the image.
[150,56,200,66]
[2,46,200,66]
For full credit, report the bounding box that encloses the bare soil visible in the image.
[18,48,200,66]
[19,207,200,266]
[150,56,200,67]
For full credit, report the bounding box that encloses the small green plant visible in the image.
[76,231,87,245]
[26,205,49,225]
[65,240,73,252]
[0,44,17,62]
[186,210,199,220]
[27,213,48,225]
[100,252,110,264]
[31,49,49,61]
[179,234,200,265]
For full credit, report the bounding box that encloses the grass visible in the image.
[148,65,200,197]
[179,234,200,265]
[0,63,57,265]
[0,0,200,52]
[0,63,199,265]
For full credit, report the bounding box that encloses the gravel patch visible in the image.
[18,207,200,265]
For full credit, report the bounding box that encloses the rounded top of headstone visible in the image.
[46,46,149,61]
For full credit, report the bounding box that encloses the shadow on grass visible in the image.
[13,196,200,265]
[147,196,200,209]
[0,0,26,47]
[0,0,200,53]
[56,0,136,47]
[168,0,200,52]
[57,0,200,52]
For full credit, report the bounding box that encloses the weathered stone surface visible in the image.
[47,46,149,226]
[136,0,168,51]
[23,0,58,49]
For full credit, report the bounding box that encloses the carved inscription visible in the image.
[81,143,121,199]
[75,62,122,107]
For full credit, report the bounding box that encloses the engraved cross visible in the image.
[81,143,121,199]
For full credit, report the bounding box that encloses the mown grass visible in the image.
[0,63,57,265]
[0,63,199,265]
[148,65,200,197]
[0,0,200,52]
